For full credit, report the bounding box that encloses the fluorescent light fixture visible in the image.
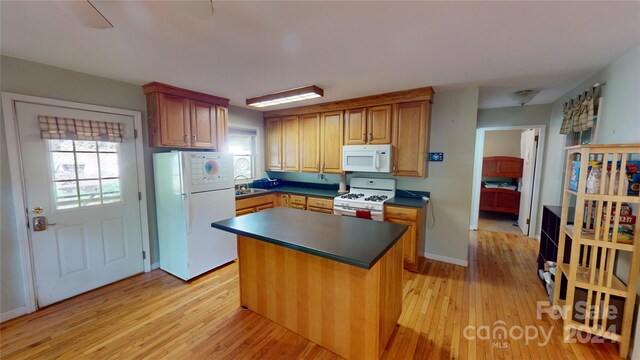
[246,85,324,108]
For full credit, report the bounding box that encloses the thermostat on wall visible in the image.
[428,152,444,161]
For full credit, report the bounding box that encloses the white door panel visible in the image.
[15,101,144,307]
[518,129,538,236]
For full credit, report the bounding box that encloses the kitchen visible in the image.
[1,1,640,359]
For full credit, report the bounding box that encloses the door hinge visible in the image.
[25,208,30,229]
[134,129,138,139]
[526,218,530,225]
[142,251,146,260]
[534,135,539,141]
[138,192,142,201]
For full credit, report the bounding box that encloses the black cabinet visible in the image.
[538,205,574,299]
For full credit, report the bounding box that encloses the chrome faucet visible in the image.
[234,175,250,191]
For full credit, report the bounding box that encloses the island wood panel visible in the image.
[282,115,300,171]
[237,236,403,360]
[299,113,321,172]
[320,111,344,173]
[265,117,282,170]
[190,100,217,149]
[367,105,392,144]
[344,108,367,145]
[216,105,228,152]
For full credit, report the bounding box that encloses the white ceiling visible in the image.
[1,1,639,110]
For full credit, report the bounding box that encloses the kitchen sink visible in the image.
[235,188,269,196]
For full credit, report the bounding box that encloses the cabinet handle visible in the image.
[392,165,397,173]
[369,133,373,142]
[192,134,196,142]
[184,134,189,143]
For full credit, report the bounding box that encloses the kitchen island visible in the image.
[211,207,407,360]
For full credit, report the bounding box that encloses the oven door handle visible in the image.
[335,207,382,217]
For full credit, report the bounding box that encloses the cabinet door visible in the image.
[308,207,333,214]
[367,105,392,144]
[190,100,217,149]
[392,101,428,177]
[299,113,320,172]
[265,117,282,170]
[320,111,344,174]
[159,93,191,147]
[344,108,367,145]
[386,217,418,272]
[282,115,300,171]
[236,208,255,217]
[216,106,228,152]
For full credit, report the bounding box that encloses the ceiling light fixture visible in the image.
[508,89,540,106]
[246,85,324,108]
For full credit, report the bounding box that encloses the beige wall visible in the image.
[0,56,263,316]
[483,130,522,158]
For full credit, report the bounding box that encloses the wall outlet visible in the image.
[429,152,444,161]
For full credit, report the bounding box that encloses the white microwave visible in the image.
[342,144,392,173]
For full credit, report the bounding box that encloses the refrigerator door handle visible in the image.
[184,194,192,234]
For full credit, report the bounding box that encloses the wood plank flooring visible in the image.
[0,230,624,359]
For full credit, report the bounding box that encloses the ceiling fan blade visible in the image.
[55,0,113,29]
[163,0,214,20]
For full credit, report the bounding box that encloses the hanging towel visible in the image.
[356,209,372,220]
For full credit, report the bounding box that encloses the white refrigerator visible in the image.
[153,151,236,280]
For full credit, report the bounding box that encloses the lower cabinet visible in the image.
[306,196,334,214]
[384,204,427,273]
[235,194,275,216]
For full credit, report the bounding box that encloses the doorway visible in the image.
[470,125,545,238]
[2,93,151,313]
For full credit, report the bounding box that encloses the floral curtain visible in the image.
[39,116,124,142]
[559,85,601,135]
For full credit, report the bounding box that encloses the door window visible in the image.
[49,140,121,209]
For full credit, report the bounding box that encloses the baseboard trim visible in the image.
[1,306,27,322]
[151,262,160,270]
[423,252,468,267]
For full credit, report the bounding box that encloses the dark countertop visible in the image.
[212,207,407,269]
[236,184,429,208]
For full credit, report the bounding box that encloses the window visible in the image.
[49,140,121,209]
[228,128,257,180]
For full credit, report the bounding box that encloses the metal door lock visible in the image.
[32,216,56,232]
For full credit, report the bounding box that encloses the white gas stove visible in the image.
[333,178,396,221]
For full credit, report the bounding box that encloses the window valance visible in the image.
[39,116,124,142]
[559,84,602,135]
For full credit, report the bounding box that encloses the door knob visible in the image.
[32,216,56,231]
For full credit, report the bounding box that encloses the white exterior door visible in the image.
[518,129,538,236]
[15,101,144,307]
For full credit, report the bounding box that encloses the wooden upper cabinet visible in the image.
[265,117,283,170]
[216,106,228,152]
[299,113,320,172]
[344,108,367,145]
[282,116,300,171]
[367,105,392,144]
[190,100,217,149]
[392,101,430,177]
[158,93,191,147]
[320,111,344,174]
[143,82,230,149]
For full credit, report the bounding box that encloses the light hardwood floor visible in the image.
[1,231,623,359]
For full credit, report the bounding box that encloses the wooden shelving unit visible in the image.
[553,144,640,359]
